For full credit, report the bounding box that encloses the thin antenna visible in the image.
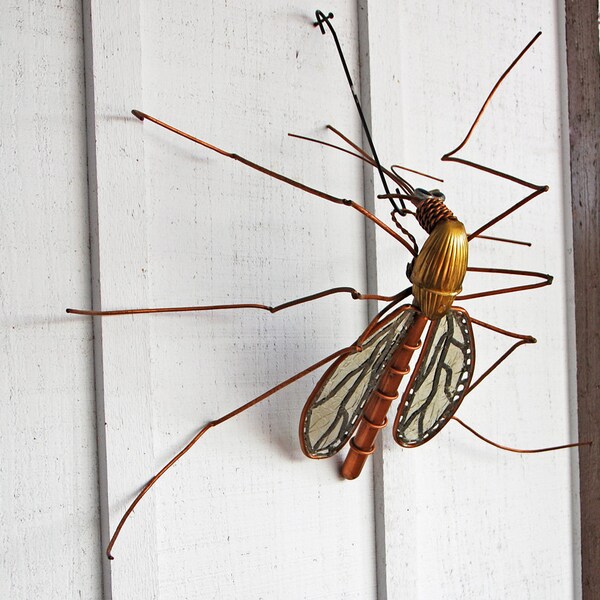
[391,164,444,184]
[314,10,402,212]
[288,131,413,195]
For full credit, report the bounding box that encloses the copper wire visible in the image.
[452,416,592,454]
[131,110,417,256]
[67,287,402,318]
[106,342,364,559]
[415,198,457,233]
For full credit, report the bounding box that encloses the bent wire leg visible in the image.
[451,416,591,454]
[456,266,553,302]
[67,286,412,317]
[289,126,441,192]
[130,110,416,257]
[323,124,441,186]
[461,317,591,454]
[464,316,536,397]
[287,130,405,192]
[469,234,531,247]
[287,129,419,253]
[440,32,549,240]
[106,294,409,559]
[106,342,363,559]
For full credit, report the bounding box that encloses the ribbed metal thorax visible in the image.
[410,198,469,320]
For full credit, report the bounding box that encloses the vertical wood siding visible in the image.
[365,2,580,599]
[0,1,582,598]
[0,1,101,598]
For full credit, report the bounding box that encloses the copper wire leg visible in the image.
[452,416,592,454]
[67,286,411,318]
[453,313,592,453]
[440,32,549,240]
[456,266,553,302]
[106,294,414,559]
[463,315,537,396]
[130,110,416,257]
[443,32,542,159]
[471,234,531,247]
[105,343,365,560]
[287,131,414,195]
[463,186,548,242]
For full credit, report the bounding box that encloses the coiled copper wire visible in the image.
[416,198,458,233]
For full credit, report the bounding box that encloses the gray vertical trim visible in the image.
[81,1,158,596]
[357,2,389,597]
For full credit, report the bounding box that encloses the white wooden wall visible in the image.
[0,1,101,598]
[0,1,580,599]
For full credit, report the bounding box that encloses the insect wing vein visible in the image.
[301,306,416,458]
[394,308,474,447]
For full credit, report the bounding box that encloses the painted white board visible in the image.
[365,2,580,599]
[0,1,580,599]
[0,1,102,598]
[86,1,377,599]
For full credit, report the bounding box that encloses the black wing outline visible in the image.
[394,307,475,447]
[300,305,417,458]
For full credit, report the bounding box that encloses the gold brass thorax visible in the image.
[410,218,468,320]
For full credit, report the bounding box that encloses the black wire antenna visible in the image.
[314,10,413,215]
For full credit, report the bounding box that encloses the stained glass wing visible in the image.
[394,308,474,447]
[301,306,416,458]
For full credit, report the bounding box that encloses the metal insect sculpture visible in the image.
[67,10,588,559]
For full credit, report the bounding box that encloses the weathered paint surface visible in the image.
[0,1,101,598]
[365,2,580,599]
[0,1,579,599]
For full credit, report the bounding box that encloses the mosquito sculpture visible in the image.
[68,10,588,559]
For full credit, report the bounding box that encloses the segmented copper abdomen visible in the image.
[411,198,468,320]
